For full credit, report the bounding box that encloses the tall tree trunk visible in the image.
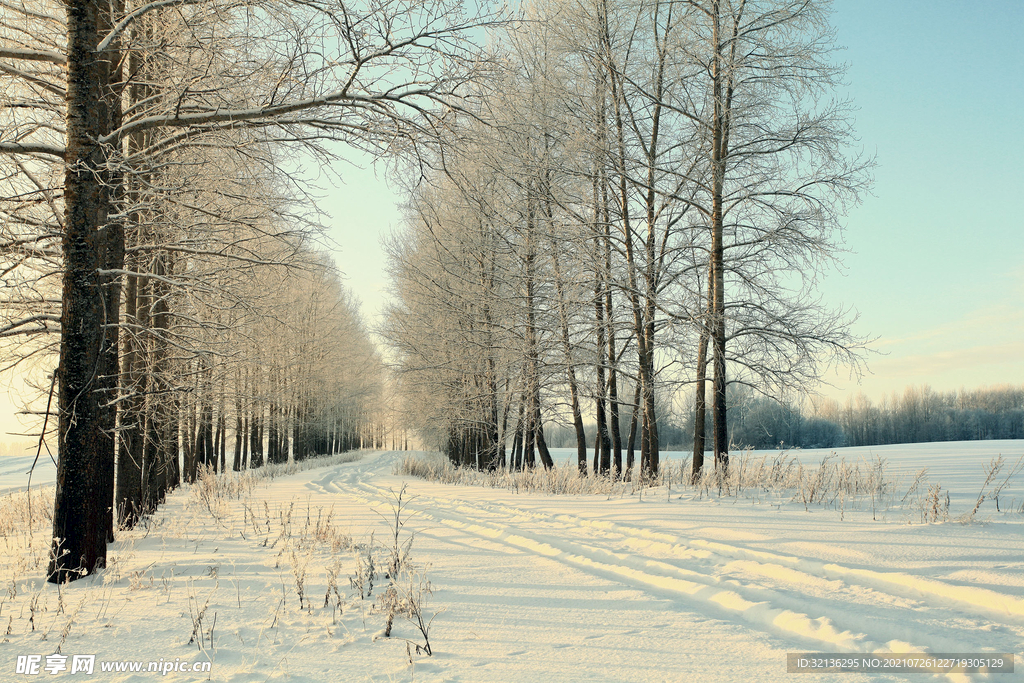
[626,382,641,478]
[250,408,262,468]
[549,243,587,474]
[523,193,543,470]
[710,4,733,474]
[257,408,265,465]
[167,402,180,488]
[533,389,554,469]
[599,0,657,478]
[182,391,197,482]
[594,288,610,474]
[605,296,622,476]
[201,390,214,473]
[241,411,250,469]
[511,400,525,471]
[217,385,226,472]
[138,272,156,506]
[691,272,713,483]
[116,273,142,527]
[149,250,173,502]
[49,0,123,582]
[233,375,243,471]
[522,395,536,469]
[638,13,669,480]
[268,374,279,464]
[497,386,511,469]
[144,375,162,506]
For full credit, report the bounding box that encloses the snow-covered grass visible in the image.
[0,451,443,682]
[399,442,1024,524]
[0,485,55,598]
[397,452,639,495]
[1,441,1022,682]
[396,449,831,500]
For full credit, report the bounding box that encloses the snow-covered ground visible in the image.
[2,441,1022,682]
[0,450,55,497]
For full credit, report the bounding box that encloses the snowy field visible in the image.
[1,441,1023,682]
[0,450,55,497]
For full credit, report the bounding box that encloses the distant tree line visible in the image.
[825,384,1024,447]
[543,384,1024,452]
[678,387,848,450]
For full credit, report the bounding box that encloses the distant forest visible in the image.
[547,385,1024,451]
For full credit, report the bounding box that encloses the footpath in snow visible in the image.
[1,446,1022,682]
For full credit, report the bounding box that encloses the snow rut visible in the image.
[306,455,1017,678]
[370,484,1024,629]
[401,497,890,653]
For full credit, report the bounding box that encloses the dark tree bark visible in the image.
[709,4,735,474]
[522,396,536,469]
[533,394,554,469]
[182,396,197,482]
[496,393,511,469]
[691,272,713,483]
[626,382,640,478]
[594,288,611,474]
[233,374,243,471]
[49,0,123,582]
[250,408,263,468]
[217,385,226,472]
[600,154,623,477]
[511,401,524,470]
[205,395,215,471]
[549,242,587,474]
[167,405,180,487]
[116,272,142,527]
[606,310,622,476]
[241,411,250,469]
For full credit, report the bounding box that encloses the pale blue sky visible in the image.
[816,0,1024,398]
[3,0,1022,441]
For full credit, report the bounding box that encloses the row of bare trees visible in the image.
[384,0,871,480]
[2,0,495,580]
[686,384,1024,450]
[820,385,1024,447]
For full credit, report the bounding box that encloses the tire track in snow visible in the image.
[311,468,968,672]
[412,501,899,654]
[307,454,1018,680]
[388,484,1024,629]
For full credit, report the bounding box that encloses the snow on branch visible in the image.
[0,47,66,66]
[0,141,66,158]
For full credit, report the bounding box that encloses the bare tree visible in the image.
[669,0,871,477]
[384,0,870,489]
